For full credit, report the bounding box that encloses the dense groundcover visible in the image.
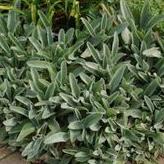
[0,0,164,163]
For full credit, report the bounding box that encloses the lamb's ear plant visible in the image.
[0,0,164,163]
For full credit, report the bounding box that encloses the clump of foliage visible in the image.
[1,0,163,32]
[0,0,164,163]
[127,0,164,33]
[0,0,101,29]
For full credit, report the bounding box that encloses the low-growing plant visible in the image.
[0,0,164,163]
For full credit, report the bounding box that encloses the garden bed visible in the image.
[0,0,164,163]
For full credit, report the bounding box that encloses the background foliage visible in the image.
[0,0,163,30]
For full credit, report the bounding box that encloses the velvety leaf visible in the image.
[44,132,69,144]
[58,29,65,43]
[81,48,91,58]
[65,28,74,44]
[153,132,164,144]
[0,35,11,55]
[87,42,101,64]
[101,13,108,31]
[121,27,131,44]
[37,26,47,47]
[29,36,42,52]
[17,122,35,142]
[27,60,50,69]
[120,0,134,21]
[144,78,160,96]
[3,118,16,127]
[68,121,83,130]
[81,18,95,37]
[61,61,67,84]
[84,62,99,72]
[46,27,53,45]
[125,109,142,118]
[15,96,32,106]
[110,65,126,92]
[79,72,91,84]
[42,107,54,119]
[69,73,80,98]
[10,105,28,117]
[8,33,24,51]
[155,109,164,123]
[82,113,102,128]
[144,96,154,113]
[75,152,90,162]
[143,47,162,58]
[59,93,74,105]
[140,0,151,28]
[38,10,50,27]
[146,14,164,30]
[7,10,17,33]
[45,83,55,99]
[112,32,119,55]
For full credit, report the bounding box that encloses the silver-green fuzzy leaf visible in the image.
[112,32,119,55]
[17,122,35,142]
[44,132,69,144]
[81,18,95,37]
[69,73,80,98]
[82,113,102,128]
[87,42,101,64]
[110,65,126,92]
[144,96,154,113]
[10,105,28,117]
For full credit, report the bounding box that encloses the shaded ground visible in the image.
[0,146,164,164]
[0,146,26,164]
[159,157,164,164]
